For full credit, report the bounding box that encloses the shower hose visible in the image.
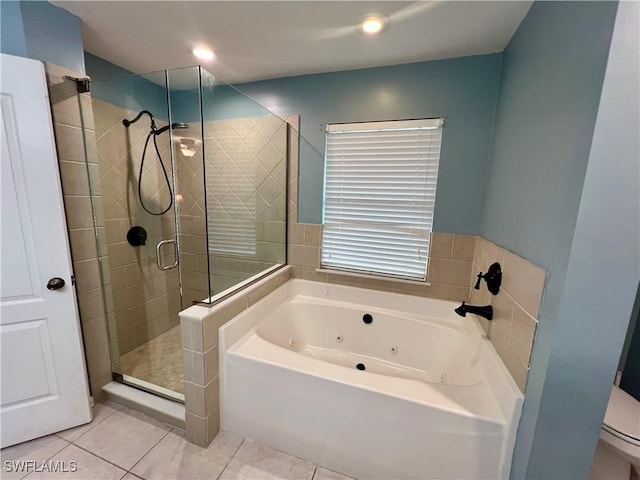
[123,110,174,216]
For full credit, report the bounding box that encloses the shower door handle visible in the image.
[156,239,178,271]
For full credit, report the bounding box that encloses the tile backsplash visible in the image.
[288,228,474,302]
[470,237,546,392]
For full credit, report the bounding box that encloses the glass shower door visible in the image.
[85,62,290,402]
[199,67,288,298]
[90,70,186,400]
[166,67,211,307]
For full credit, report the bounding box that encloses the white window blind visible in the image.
[207,220,256,256]
[206,164,257,256]
[321,118,443,281]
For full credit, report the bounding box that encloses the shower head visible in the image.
[154,122,190,135]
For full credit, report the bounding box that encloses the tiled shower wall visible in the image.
[46,63,112,401]
[204,117,288,295]
[77,96,290,362]
[170,120,208,307]
[159,116,289,306]
[92,99,183,357]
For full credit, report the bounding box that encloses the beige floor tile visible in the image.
[23,444,126,480]
[56,403,119,442]
[313,467,355,480]
[220,440,315,480]
[131,429,242,479]
[1,436,69,480]
[74,408,170,470]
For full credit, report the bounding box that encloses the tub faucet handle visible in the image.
[474,273,483,290]
[473,262,502,295]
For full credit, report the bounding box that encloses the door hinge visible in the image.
[63,75,90,94]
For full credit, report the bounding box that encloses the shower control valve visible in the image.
[473,262,502,295]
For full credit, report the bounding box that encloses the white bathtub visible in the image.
[220,279,523,479]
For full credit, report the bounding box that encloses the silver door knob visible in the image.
[47,277,65,290]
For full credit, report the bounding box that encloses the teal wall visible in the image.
[0,1,84,73]
[478,1,622,477]
[1,1,27,57]
[85,53,168,121]
[88,53,503,233]
[225,55,503,230]
[85,52,140,81]
[527,3,638,477]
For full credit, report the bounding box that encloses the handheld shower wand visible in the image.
[122,112,189,215]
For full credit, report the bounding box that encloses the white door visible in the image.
[0,54,91,448]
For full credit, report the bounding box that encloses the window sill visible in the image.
[315,268,430,286]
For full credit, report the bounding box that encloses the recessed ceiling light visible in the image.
[192,48,215,61]
[361,13,389,36]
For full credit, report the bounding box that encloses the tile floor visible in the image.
[120,326,184,394]
[0,402,354,480]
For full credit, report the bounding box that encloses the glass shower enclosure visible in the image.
[88,66,288,400]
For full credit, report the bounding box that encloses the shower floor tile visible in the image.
[2,402,356,480]
[120,325,184,394]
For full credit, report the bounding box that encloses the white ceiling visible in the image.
[54,1,532,85]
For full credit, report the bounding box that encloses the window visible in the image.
[321,118,443,281]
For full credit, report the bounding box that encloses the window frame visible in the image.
[320,117,444,282]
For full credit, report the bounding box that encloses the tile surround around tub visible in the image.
[288,226,545,392]
[470,237,546,392]
[282,120,544,391]
[288,227,474,302]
